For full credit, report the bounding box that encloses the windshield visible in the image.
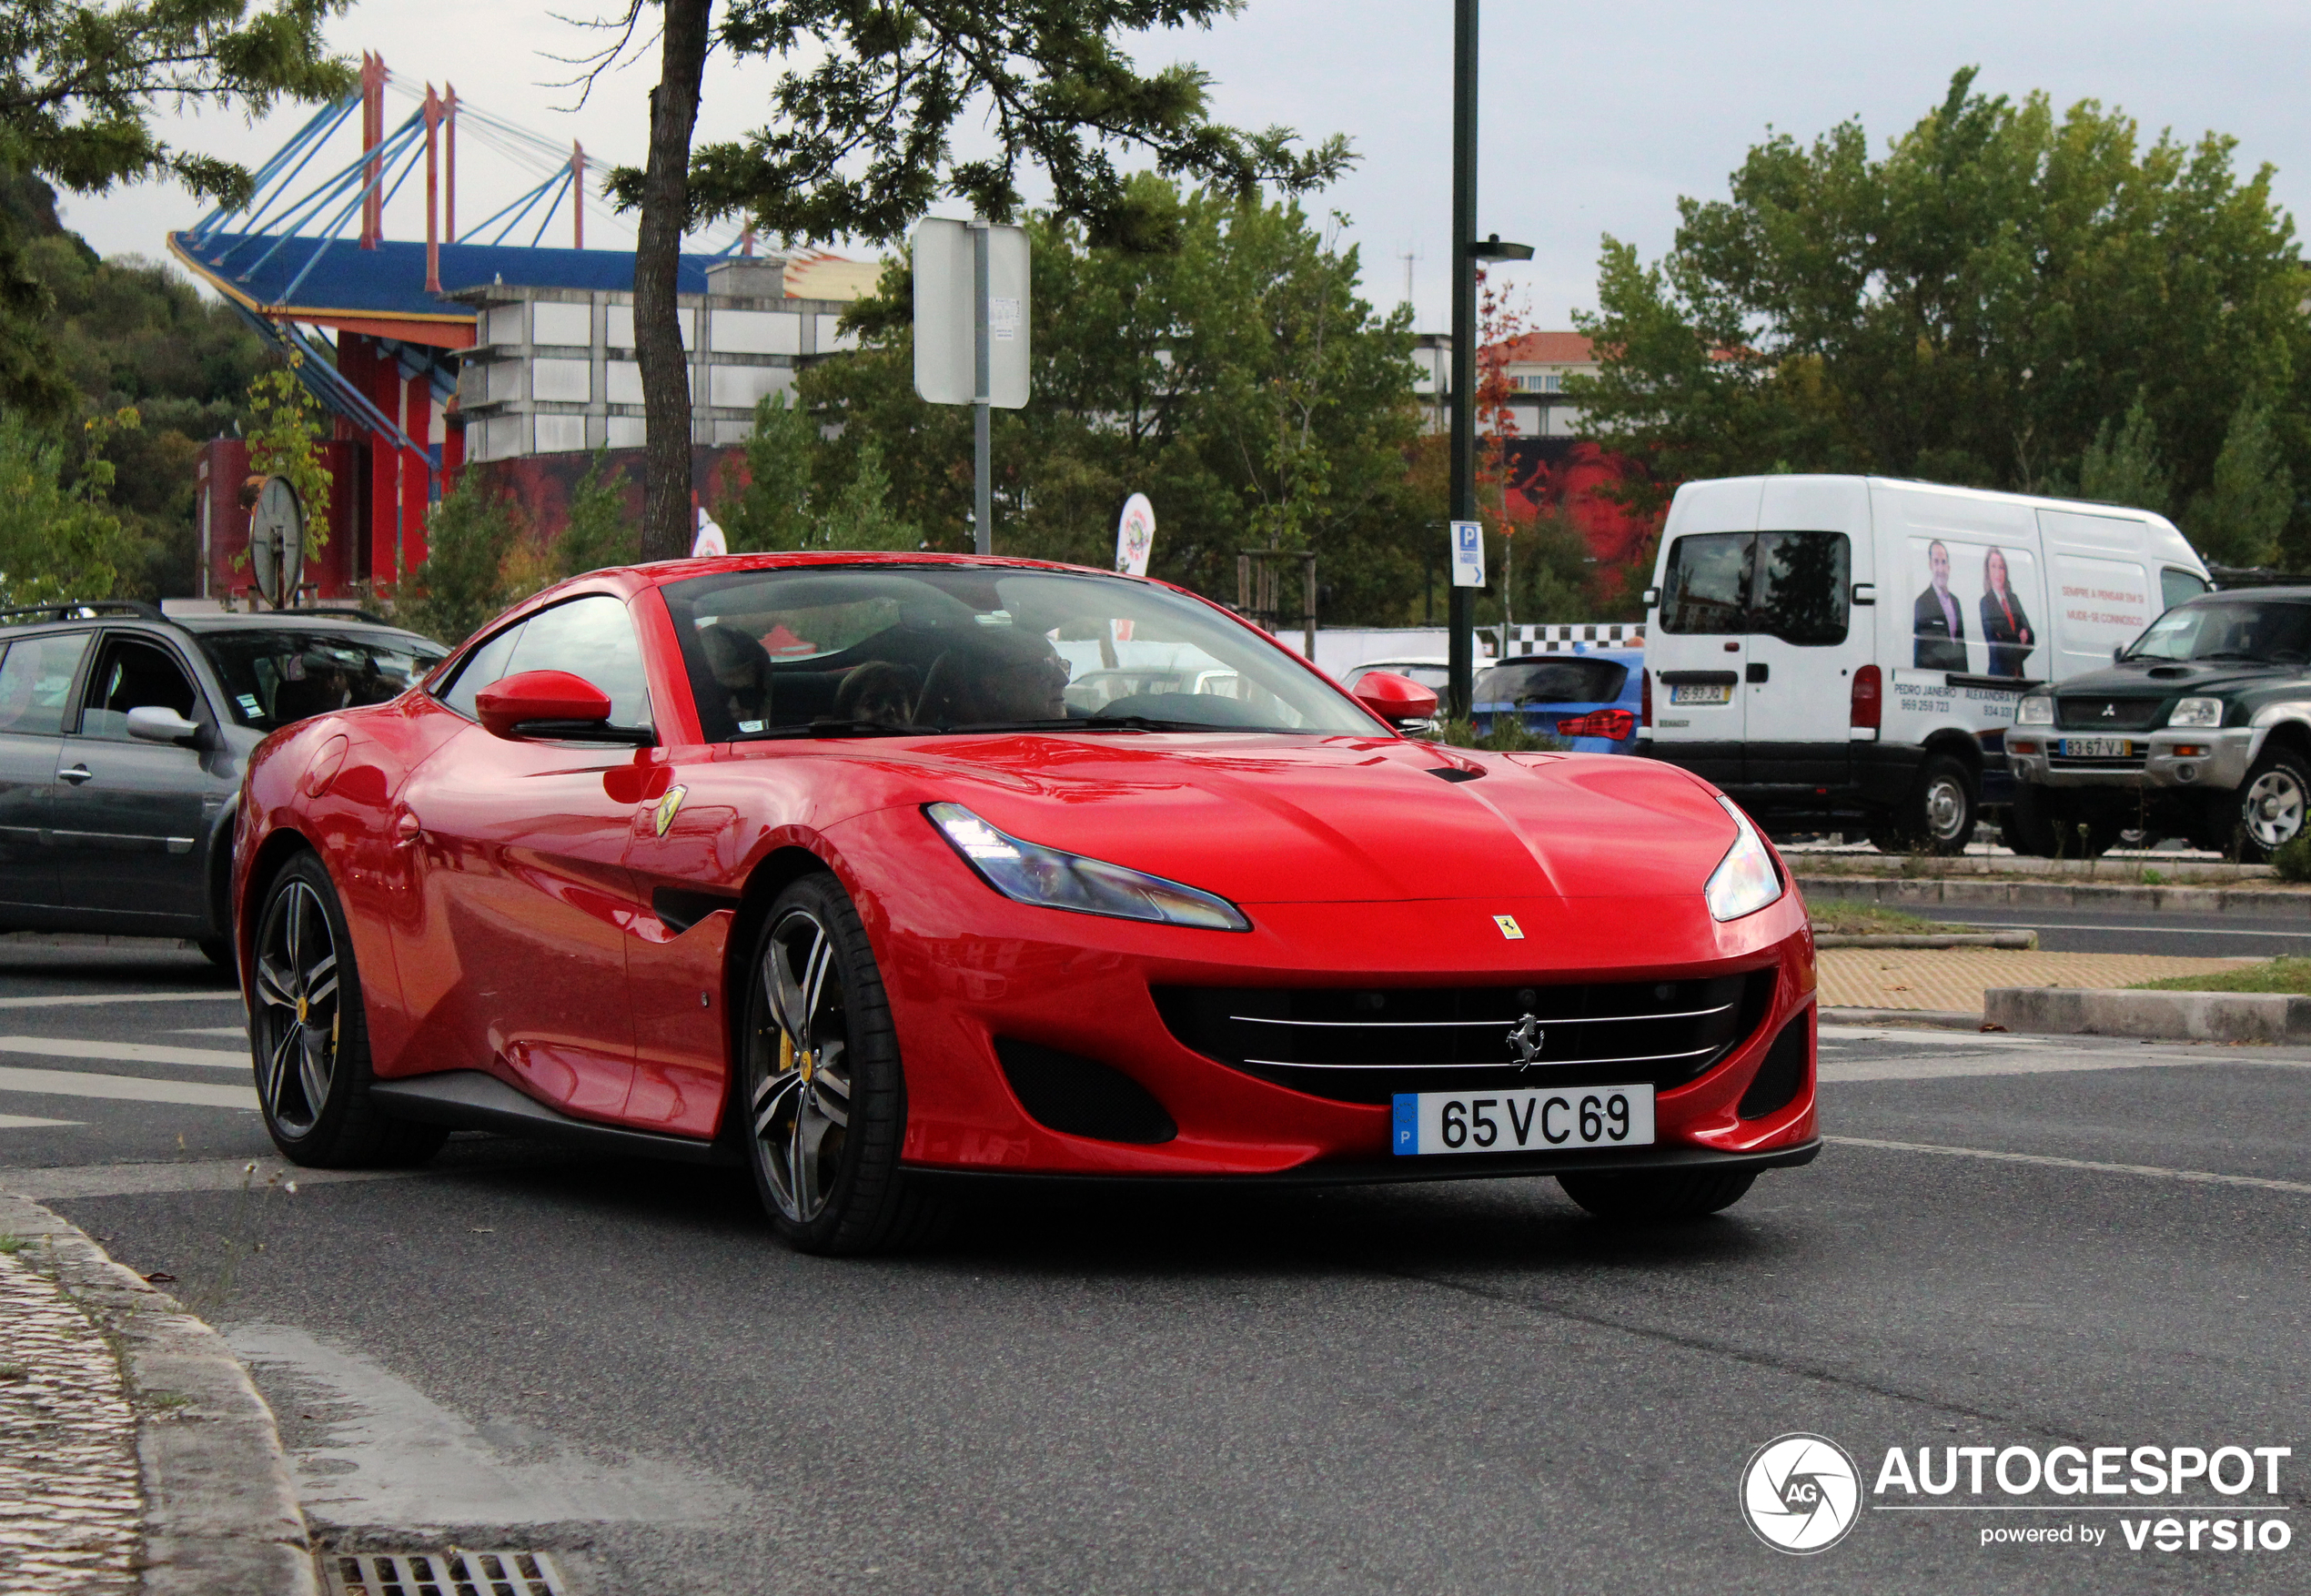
[659,565,1379,740]
[2124,601,2311,666]
[1473,658,1630,705]
[197,628,446,732]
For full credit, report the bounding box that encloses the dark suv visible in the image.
[0,602,444,961]
[2005,589,2311,860]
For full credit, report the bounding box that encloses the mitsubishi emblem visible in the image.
[2102,703,2115,718]
[1507,1014,1545,1070]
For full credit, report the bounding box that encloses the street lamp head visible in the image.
[1469,233,1535,261]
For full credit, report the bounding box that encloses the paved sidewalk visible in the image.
[0,1247,139,1594]
[1817,947,2255,1015]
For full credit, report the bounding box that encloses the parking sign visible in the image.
[1450,520,1486,587]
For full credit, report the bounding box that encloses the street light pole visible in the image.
[1448,0,1478,722]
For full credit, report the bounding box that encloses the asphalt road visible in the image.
[3,943,2308,1594]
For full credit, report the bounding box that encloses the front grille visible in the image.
[1154,971,1776,1106]
[2055,696,2165,731]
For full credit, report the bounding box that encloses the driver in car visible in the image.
[921,626,1072,726]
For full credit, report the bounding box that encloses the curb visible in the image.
[1813,932,2038,949]
[1821,1005,1986,1029]
[1799,875,2311,918]
[0,1191,316,1596]
[1983,986,2311,1044]
[1784,854,2273,883]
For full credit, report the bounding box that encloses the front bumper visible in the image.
[831,806,1820,1182]
[2006,726,2261,792]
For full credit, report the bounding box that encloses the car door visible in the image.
[0,631,92,917]
[1741,529,1862,790]
[47,631,219,926]
[391,594,654,1121]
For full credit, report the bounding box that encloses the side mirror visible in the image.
[474,671,652,744]
[126,705,203,746]
[2113,645,2124,663]
[1352,670,1440,727]
[1852,582,1877,606]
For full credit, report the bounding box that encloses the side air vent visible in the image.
[995,1040,1177,1145]
[1737,1012,1811,1120]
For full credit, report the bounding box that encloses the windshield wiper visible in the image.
[944,715,1256,734]
[747,718,923,739]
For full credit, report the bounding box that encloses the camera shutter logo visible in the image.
[1740,1433,1861,1553]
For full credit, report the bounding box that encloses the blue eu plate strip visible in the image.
[1392,1094,1418,1157]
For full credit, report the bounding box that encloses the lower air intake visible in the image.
[996,1040,1178,1144]
[1737,1011,1811,1120]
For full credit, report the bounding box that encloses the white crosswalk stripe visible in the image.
[0,991,242,1010]
[0,1036,250,1070]
[0,1113,81,1129]
[0,1066,257,1110]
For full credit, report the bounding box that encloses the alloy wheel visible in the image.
[253,879,341,1136]
[2244,769,2306,850]
[749,909,854,1222]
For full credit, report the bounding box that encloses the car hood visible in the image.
[808,732,1740,905]
[2056,661,2296,698]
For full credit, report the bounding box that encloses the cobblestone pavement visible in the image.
[1817,945,2255,1013]
[0,1248,139,1595]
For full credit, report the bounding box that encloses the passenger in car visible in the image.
[699,622,773,727]
[833,662,921,727]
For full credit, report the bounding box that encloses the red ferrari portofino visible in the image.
[235,554,1817,1252]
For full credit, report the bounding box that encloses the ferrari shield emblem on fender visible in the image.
[652,784,688,838]
[1493,914,1524,940]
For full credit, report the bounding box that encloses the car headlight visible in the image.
[2167,696,2224,729]
[1704,796,1784,923]
[926,803,1251,932]
[2016,694,2054,726]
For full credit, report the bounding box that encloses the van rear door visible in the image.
[1741,478,1871,790]
[1653,526,1751,784]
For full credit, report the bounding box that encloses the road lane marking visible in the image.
[1963,921,2311,940]
[2,1157,416,1199]
[171,1026,247,1038]
[1828,1135,2311,1196]
[0,1066,257,1110]
[0,1113,80,1129]
[0,991,241,1009]
[0,1036,249,1070]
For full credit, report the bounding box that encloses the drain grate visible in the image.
[324,1551,566,1596]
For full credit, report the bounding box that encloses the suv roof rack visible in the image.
[0,600,166,626]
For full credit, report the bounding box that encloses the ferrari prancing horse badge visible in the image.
[653,784,688,837]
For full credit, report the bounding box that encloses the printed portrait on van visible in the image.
[1979,546,2036,677]
[1912,539,1968,670]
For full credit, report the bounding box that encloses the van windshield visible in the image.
[1660,531,1850,645]
[2124,601,2311,666]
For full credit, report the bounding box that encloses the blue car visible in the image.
[1470,646,1644,753]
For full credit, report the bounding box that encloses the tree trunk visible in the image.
[635,0,713,562]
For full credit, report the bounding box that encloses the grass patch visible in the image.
[0,1235,21,1255]
[2131,957,2311,995]
[1428,717,1571,753]
[1806,901,1964,936]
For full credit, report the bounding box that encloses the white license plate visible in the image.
[1670,683,1733,705]
[2060,737,2134,758]
[1392,1084,1656,1157]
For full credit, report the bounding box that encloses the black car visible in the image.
[0,601,445,961]
[2004,588,2311,859]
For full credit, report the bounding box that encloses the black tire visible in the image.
[2225,748,2311,864]
[196,935,235,970]
[1999,782,2062,858]
[1558,1168,1757,1220]
[739,874,947,1255]
[1871,753,1977,855]
[249,852,446,1168]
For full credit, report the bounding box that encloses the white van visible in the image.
[1638,476,2211,851]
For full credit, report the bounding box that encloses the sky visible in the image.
[59,0,2311,334]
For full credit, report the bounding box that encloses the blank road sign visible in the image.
[913,218,1030,409]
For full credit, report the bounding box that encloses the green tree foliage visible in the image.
[2070,398,2169,513]
[1572,68,2311,564]
[787,178,1425,623]
[244,359,329,556]
[394,474,522,647]
[0,407,139,604]
[722,393,923,554]
[2185,398,2295,569]
[1,0,350,419]
[555,450,641,577]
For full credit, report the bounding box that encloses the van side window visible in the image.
[1661,530,1851,645]
[2161,567,2211,613]
[1751,531,1851,645]
[1660,533,1751,634]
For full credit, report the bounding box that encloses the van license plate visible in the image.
[2060,737,2134,758]
[1670,683,1733,705]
